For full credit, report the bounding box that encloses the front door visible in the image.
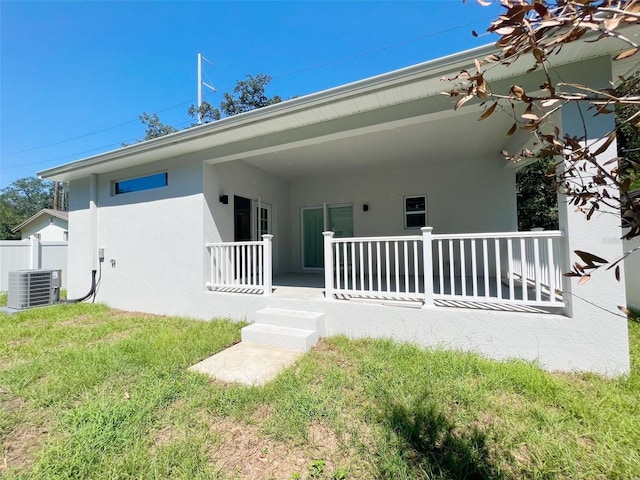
[302,204,353,269]
[234,195,252,241]
[234,195,272,241]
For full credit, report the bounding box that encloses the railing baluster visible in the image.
[335,240,341,291]
[548,237,556,300]
[520,238,527,301]
[359,242,365,291]
[343,241,348,290]
[438,240,444,295]
[351,241,356,291]
[385,241,391,292]
[471,239,478,297]
[376,241,382,292]
[495,239,501,299]
[394,241,400,293]
[507,238,514,301]
[533,237,542,302]
[403,241,409,294]
[482,238,489,298]
[413,240,419,293]
[449,239,455,296]
[367,242,373,292]
[460,239,467,297]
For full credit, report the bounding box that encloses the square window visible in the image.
[404,195,427,229]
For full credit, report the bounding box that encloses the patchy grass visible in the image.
[0,304,639,479]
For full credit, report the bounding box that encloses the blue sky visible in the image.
[0,1,502,189]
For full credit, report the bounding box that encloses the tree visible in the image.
[446,0,640,281]
[0,177,55,240]
[138,112,178,141]
[516,156,559,231]
[188,73,282,124]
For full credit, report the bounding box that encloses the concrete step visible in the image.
[255,307,325,335]
[241,323,319,352]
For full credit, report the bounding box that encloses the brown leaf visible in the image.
[478,101,498,120]
[575,250,608,265]
[593,131,616,157]
[533,2,548,17]
[614,48,638,60]
[485,54,501,62]
[615,265,620,281]
[506,123,517,137]
[578,275,591,285]
[521,113,539,121]
[472,29,479,37]
[618,305,632,317]
[604,16,622,32]
[454,94,474,110]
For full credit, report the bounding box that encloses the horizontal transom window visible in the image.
[113,172,168,195]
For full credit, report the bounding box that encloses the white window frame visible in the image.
[404,194,427,229]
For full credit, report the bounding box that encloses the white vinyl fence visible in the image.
[0,238,68,291]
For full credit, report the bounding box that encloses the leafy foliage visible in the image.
[516,157,559,231]
[0,177,55,240]
[188,73,281,124]
[447,0,640,281]
[138,112,178,141]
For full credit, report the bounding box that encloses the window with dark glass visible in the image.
[404,195,427,229]
[114,172,168,195]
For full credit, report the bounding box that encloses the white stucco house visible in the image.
[39,39,635,375]
[11,208,69,241]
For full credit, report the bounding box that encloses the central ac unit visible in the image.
[8,269,61,310]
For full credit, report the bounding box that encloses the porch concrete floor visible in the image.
[188,342,303,386]
[272,273,325,299]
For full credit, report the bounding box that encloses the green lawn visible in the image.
[0,303,639,479]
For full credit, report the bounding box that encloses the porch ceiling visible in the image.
[231,106,528,180]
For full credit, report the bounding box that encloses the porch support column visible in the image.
[554,57,628,374]
[262,234,273,296]
[421,227,434,307]
[323,231,335,301]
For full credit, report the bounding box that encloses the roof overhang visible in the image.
[39,33,636,183]
[11,209,69,233]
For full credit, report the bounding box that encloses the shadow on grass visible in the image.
[385,399,505,479]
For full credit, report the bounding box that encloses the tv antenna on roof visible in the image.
[197,53,216,125]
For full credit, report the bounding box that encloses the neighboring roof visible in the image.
[11,209,69,233]
[39,34,633,183]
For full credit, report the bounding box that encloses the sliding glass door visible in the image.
[302,204,353,269]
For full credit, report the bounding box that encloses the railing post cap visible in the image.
[262,234,274,240]
[322,231,335,237]
[420,226,433,233]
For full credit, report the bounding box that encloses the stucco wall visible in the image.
[203,160,292,274]
[20,216,68,241]
[625,237,640,311]
[289,157,517,272]
[67,156,206,314]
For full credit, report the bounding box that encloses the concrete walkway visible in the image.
[188,342,304,386]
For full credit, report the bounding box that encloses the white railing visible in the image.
[205,234,272,295]
[323,229,565,308]
[432,231,564,307]
[323,228,433,302]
